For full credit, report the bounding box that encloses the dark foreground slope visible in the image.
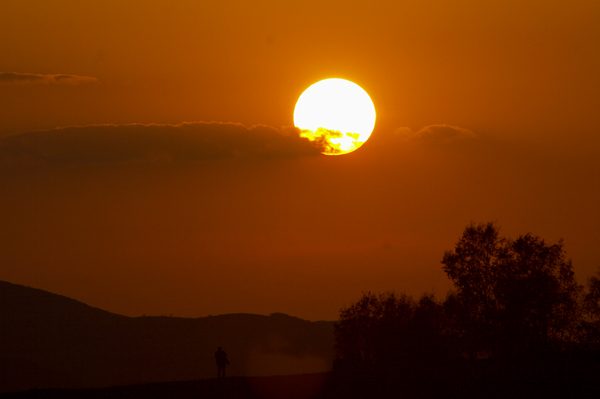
[0,373,331,399]
[3,362,600,399]
[0,281,335,393]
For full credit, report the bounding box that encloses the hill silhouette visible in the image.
[0,281,335,393]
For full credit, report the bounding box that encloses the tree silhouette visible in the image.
[581,267,600,347]
[334,292,409,367]
[441,222,506,356]
[442,222,582,356]
[334,291,448,370]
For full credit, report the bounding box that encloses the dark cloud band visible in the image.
[0,122,323,167]
[0,72,98,85]
[395,124,477,143]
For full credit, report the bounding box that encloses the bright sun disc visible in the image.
[294,78,376,155]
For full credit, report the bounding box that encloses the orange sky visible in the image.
[1,0,599,320]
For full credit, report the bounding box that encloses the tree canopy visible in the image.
[335,222,595,371]
[442,222,582,355]
[334,291,449,370]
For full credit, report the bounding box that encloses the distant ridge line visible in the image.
[0,280,335,393]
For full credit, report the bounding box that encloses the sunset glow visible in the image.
[1,0,599,325]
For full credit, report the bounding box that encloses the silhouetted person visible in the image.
[215,347,229,378]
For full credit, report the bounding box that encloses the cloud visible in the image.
[297,128,368,155]
[0,72,98,85]
[394,124,477,144]
[0,122,324,167]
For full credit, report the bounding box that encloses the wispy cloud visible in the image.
[395,124,477,144]
[0,122,323,167]
[0,72,98,85]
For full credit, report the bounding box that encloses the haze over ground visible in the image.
[1,1,599,321]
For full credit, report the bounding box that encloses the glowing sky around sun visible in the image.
[293,79,376,155]
[1,0,599,321]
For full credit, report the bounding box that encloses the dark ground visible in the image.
[3,354,600,399]
[0,373,328,399]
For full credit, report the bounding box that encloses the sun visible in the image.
[294,79,376,156]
